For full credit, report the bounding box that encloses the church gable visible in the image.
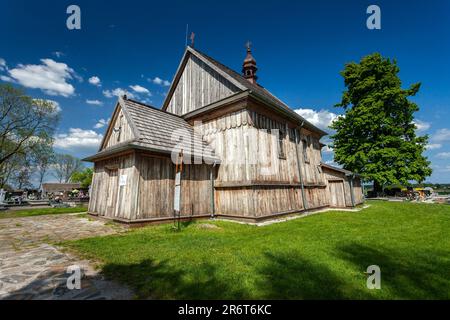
[165,53,241,116]
[100,104,136,151]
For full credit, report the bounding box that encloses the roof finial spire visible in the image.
[242,41,258,84]
[246,40,252,52]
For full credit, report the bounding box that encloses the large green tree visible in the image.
[71,167,93,188]
[331,53,432,193]
[52,153,84,183]
[31,142,56,189]
[0,84,59,189]
[0,84,59,166]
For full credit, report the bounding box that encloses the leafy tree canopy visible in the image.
[0,84,59,166]
[330,53,432,192]
[53,153,84,183]
[71,167,93,188]
[0,84,58,189]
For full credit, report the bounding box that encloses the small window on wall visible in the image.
[302,137,310,163]
[278,129,286,159]
[289,128,296,142]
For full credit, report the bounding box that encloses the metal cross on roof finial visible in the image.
[246,41,252,52]
[190,32,195,47]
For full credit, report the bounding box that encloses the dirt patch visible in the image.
[196,223,221,230]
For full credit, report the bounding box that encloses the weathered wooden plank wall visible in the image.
[299,128,325,186]
[352,178,364,204]
[90,153,212,220]
[102,107,135,150]
[136,154,211,219]
[89,153,139,219]
[198,107,330,217]
[323,168,349,207]
[215,186,305,218]
[167,55,240,115]
[323,167,364,207]
[305,186,329,208]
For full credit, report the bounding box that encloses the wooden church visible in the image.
[85,45,364,223]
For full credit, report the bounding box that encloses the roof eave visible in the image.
[182,91,250,121]
[320,162,359,177]
[248,92,328,136]
[83,142,135,162]
[83,141,221,164]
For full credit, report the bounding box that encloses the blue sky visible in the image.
[1,0,449,182]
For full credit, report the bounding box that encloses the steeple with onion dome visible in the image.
[242,41,258,84]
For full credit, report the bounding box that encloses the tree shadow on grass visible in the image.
[335,243,450,299]
[255,252,370,299]
[102,259,247,299]
[99,245,450,299]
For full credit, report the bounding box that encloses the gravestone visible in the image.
[0,189,6,204]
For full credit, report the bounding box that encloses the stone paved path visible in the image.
[0,213,133,300]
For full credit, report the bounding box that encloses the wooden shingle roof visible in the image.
[321,163,358,176]
[84,98,219,163]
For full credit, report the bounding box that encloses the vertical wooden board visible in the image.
[102,108,135,150]
[166,55,240,116]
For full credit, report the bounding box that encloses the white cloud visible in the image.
[432,128,450,143]
[103,88,135,99]
[130,84,151,95]
[130,84,150,94]
[94,118,110,129]
[426,143,442,150]
[434,165,450,173]
[294,108,337,131]
[141,98,153,105]
[102,90,113,98]
[436,152,450,159]
[0,58,6,71]
[324,160,340,167]
[54,128,103,153]
[323,145,334,153]
[86,99,103,106]
[52,51,64,58]
[414,119,431,132]
[0,75,12,82]
[150,77,171,86]
[88,76,101,87]
[6,58,76,97]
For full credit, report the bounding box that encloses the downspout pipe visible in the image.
[210,161,217,219]
[295,122,308,211]
[361,180,366,203]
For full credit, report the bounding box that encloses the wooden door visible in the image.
[105,169,119,217]
[329,180,346,207]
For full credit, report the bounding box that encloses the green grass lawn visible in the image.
[64,201,450,299]
[0,206,87,219]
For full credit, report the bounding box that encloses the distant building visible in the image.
[41,183,81,199]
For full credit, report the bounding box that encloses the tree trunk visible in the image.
[373,181,383,195]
